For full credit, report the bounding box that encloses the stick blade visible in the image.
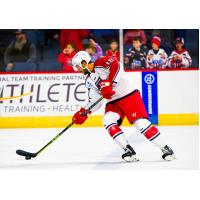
[16,149,37,158]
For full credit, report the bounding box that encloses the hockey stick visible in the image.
[16,96,104,160]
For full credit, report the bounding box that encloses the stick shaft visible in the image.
[36,122,74,155]
[36,96,103,156]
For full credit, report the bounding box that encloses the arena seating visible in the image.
[12,62,37,72]
[38,61,61,71]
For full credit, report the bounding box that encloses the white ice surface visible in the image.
[0,126,198,170]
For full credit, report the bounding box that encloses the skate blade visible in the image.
[123,156,139,162]
[164,154,176,161]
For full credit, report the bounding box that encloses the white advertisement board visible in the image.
[0,72,141,117]
[0,73,88,116]
[0,70,198,118]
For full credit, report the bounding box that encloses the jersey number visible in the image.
[105,58,114,65]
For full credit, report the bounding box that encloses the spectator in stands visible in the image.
[85,39,103,62]
[4,29,36,72]
[168,37,192,68]
[0,29,15,71]
[124,56,130,69]
[124,29,147,45]
[146,36,168,69]
[145,29,174,56]
[105,39,120,61]
[57,43,76,72]
[44,30,60,46]
[125,36,147,70]
[60,29,88,51]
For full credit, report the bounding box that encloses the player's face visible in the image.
[76,61,90,75]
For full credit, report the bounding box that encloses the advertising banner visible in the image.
[0,73,89,116]
[142,72,158,124]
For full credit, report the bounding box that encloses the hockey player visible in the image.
[168,37,192,68]
[71,51,175,162]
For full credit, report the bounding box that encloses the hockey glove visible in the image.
[100,80,115,99]
[72,107,91,125]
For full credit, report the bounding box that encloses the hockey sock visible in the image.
[134,119,167,150]
[106,123,128,149]
[143,126,166,149]
[114,134,129,149]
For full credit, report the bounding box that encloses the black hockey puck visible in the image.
[25,156,31,160]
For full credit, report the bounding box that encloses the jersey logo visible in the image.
[86,81,93,89]
[132,112,137,117]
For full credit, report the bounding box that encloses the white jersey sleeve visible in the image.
[84,73,104,113]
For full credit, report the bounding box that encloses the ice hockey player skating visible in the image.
[72,51,175,162]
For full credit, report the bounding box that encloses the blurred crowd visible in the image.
[0,29,198,72]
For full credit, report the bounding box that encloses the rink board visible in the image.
[0,70,199,128]
[0,114,198,128]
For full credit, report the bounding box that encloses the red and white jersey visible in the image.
[168,49,192,68]
[84,56,137,112]
[146,48,168,69]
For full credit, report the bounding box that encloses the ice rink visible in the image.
[0,126,198,170]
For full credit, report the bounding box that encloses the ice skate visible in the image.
[122,145,139,162]
[162,145,175,161]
